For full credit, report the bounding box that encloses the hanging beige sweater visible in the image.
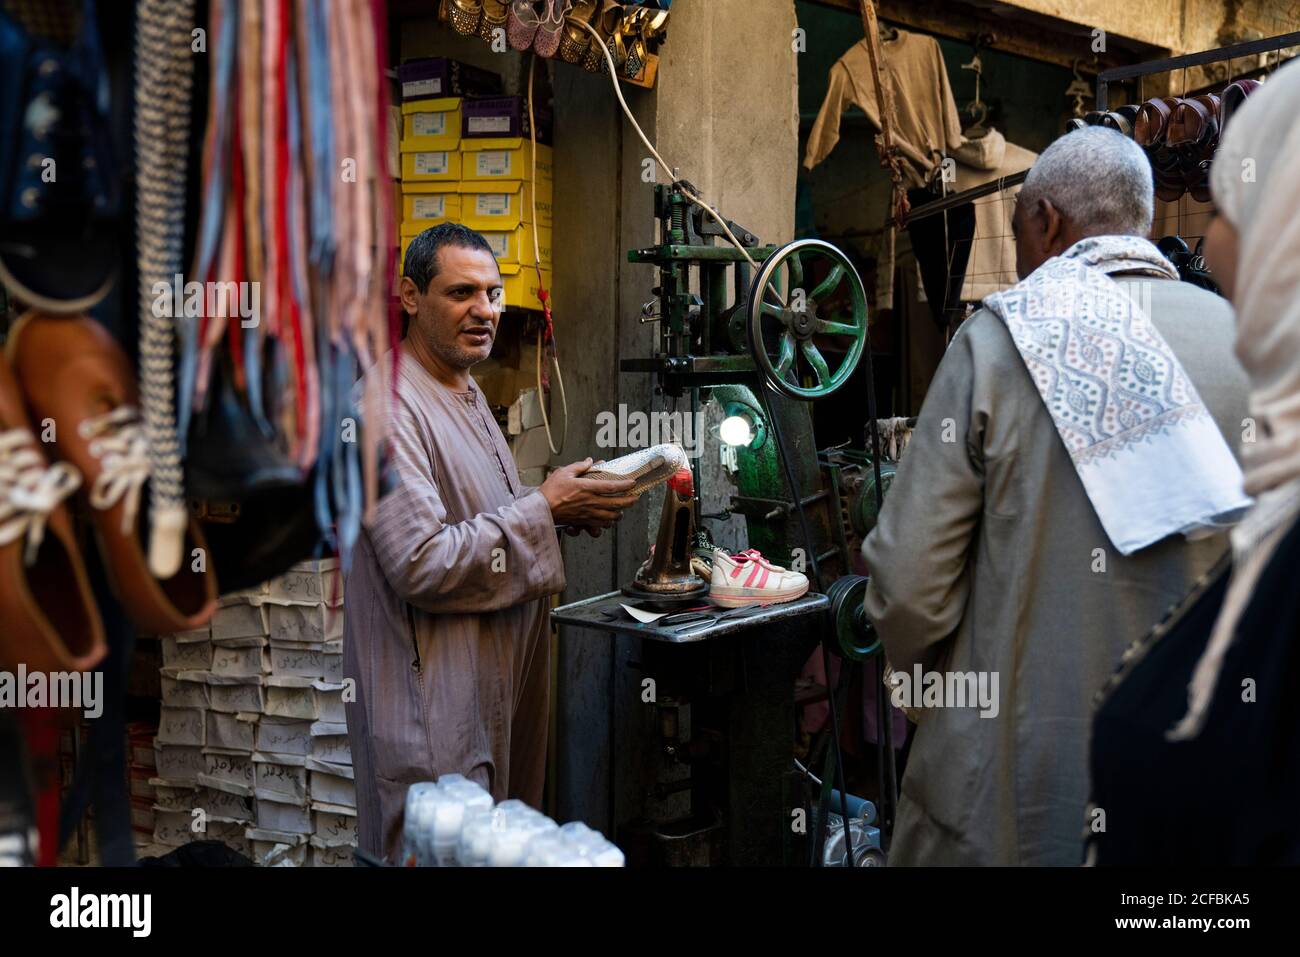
[804,31,964,187]
[805,32,1033,308]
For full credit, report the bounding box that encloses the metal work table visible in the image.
[553,591,829,866]
[551,591,829,643]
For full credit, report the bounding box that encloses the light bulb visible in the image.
[720,414,754,447]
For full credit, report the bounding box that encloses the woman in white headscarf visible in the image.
[1087,60,1300,866]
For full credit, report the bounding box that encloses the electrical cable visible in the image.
[575,18,785,304]
[527,55,569,455]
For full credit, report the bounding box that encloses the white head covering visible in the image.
[1169,60,1300,740]
[1210,62,1300,495]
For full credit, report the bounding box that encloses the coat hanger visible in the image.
[877,21,899,42]
[961,42,988,137]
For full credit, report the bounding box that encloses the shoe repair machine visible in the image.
[552,182,897,866]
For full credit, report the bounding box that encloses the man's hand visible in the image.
[541,458,639,529]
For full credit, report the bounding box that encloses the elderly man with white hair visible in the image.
[862,126,1251,866]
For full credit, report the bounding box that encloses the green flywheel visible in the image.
[746,239,869,401]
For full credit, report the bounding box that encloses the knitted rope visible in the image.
[134,0,196,578]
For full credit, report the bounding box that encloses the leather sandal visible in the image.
[1147,145,1187,203]
[0,352,104,673]
[478,0,510,43]
[1134,96,1178,146]
[1186,157,1213,204]
[558,0,597,64]
[582,0,625,73]
[622,11,649,79]
[446,0,484,36]
[1098,105,1139,137]
[1220,78,1261,133]
[507,0,542,51]
[1166,94,1219,148]
[1166,95,1220,202]
[7,313,219,635]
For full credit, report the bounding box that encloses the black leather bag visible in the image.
[185,352,322,593]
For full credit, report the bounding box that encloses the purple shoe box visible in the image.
[462,96,554,145]
[397,57,502,101]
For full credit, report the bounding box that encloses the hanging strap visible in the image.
[134,0,197,578]
[857,0,910,228]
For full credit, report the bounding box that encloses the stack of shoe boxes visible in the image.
[399,92,464,271]
[459,94,554,313]
[395,59,552,314]
[152,625,214,852]
[149,558,355,866]
[126,722,159,844]
[396,57,497,282]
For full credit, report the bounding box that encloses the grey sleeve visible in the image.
[861,323,989,672]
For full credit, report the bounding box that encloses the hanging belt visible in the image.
[286,34,321,470]
[181,0,237,441]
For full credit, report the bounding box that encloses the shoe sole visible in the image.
[709,581,810,608]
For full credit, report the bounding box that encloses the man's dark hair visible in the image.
[402,222,496,294]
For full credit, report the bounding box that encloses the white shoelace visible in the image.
[78,405,151,536]
[0,428,82,566]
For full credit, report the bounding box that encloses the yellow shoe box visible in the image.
[482,222,552,267]
[400,184,462,232]
[500,263,552,313]
[458,180,553,231]
[400,148,461,182]
[460,137,553,185]
[400,97,462,152]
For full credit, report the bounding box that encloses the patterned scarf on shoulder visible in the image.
[981,235,1250,555]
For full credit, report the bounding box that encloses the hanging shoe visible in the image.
[558,0,597,63]
[507,0,542,51]
[7,312,219,634]
[446,0,484,36]
[1133,96,1179,147]
[532,0,570,58]
[0,352,104,673]
[582,0,625,74]
[708,547,809,608]
[1219,78,1261,134]
[478,0,510,44]
[621,5,666,80]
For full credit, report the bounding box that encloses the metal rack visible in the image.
[1097,30,1300,109]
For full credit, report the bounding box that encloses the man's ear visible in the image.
[1038,199,1067,253]
[399,276,420,318]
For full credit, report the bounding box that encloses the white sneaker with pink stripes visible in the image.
[708,547,809,607]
